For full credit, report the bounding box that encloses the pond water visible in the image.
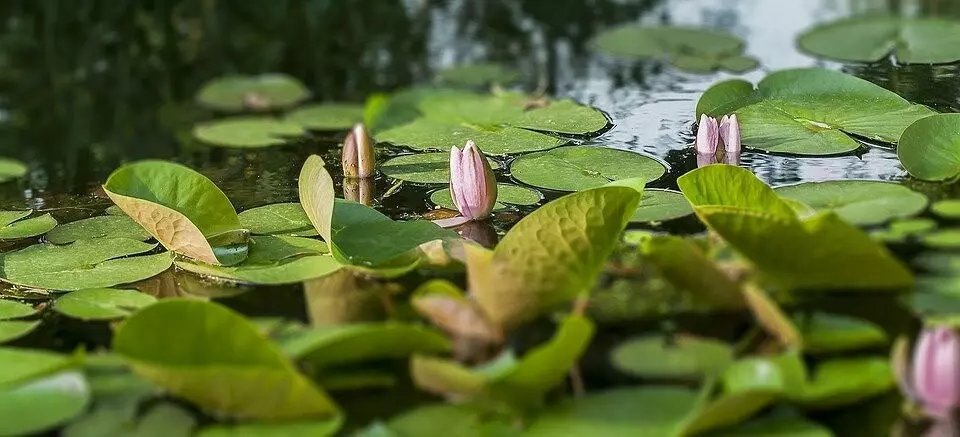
[2,0,960,435]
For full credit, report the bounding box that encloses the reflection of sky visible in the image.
[423,0,957,187]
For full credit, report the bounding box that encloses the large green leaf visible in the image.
[591,25,758,73]
[798,16,960,64]
[113,299,339,420]
[45,215,152,244]
[103,160,248,265]
[466,180,644,327]
[195,74,310,111]
[278,322,451,369]
[0,371,90,436]
[774,180,927,226]
[0,210,57,240]
[898,113,960,181]
[509,146,665,192]
[238,203,318,236]
[0,239,174,291]
[175,235,340,285]
[53,288,157,321]
[695,68,936,155]
[679,165,797,220]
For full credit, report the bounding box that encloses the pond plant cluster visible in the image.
[3,9,960,437]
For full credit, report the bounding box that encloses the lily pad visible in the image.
[197,418,342,437]
[45,215,152,244]
[0,210,57,240]
[54,288,157,321]
[921,228,960,248]
[113,299,339,420]
[797,313,887,354]
[798,16,960,64]
[435,63,521,87]
[591,25,757,73]
[239,203,318,236]
[610,334,733,380]
[0,321,40,343]
[774,180,927,226]
[0,238,174,291]
[0,159,27,183]
[286,103,364,131]
[787,358,894,410]
[0,299,38,319]
[375,404,518,437]
[103,160,248,266]
[709,412,833,437]
[380,152,501,185]
[0,371,90,436]
[277,322,451,369]
[175,235,338,285]
[696,68,936,156]
[888,218,937,235]
[640,236,744,310]
[631,189,693,223]
[375,91,608,155]
[430,183,541,210]
[932,199,960,218]
[509,146,666,192]
[193,117,304,148]
[195,74,310,111]
[898,114,960,181]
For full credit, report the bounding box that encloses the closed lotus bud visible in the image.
[695,114,719,154]
[342,123,375,178]
[449,140,497,220]
[343,176,374,205]
[719,114,741,153]
[912,326,960,418]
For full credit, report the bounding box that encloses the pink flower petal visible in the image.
[433,216,472,228]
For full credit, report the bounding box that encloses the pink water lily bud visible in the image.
[912,326,960,418]
[695,114,719,154]
[342,123,375,178]
[719,114,741,153]
[450,140,497,221]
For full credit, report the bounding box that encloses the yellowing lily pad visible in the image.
[195,74,310,111]
[510,146,666,192]
[193,117,304,148]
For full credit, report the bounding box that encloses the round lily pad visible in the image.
[0,211,58,240]
[195,74,310,111]
[192,117,304,148]
[798,313,887,354]
[0,299,38,320]
[0,158,28,183]
[0,321,40,343]
[286,103,364,131]
[888,218,937,235]
[380,152,501,184]
[435,63,521,87]
[610,334,734,380]
[798,16,960,64]
[45,215,152,245]
[774,180,928,226]
[898,114,960,181]
[631,189,693,223]
[932,199,960,218]
[238,203,318,236]
[592,25,755,73]
[54,288,158,321]
[509,146,666,192]
[0,371,91,436]
[429,183,541,211]
[922,229,960,249]
[175,236,338,285]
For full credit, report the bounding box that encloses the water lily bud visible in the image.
[719,114,741,153]
[342,123,375,178]
[695,114,719,154]
[696,152,717,168]
[449,140,497,220]
[912,326,960,418]
[343,176,374,205]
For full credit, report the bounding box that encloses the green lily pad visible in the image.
[591,25,757,73]
[0,239,174,291]
[103,160,248,266]
[0,210,57,240]
[197,418,342,437]
[0,321,40,343]
[375,404,518,437]
[798,16,960,64]
[435,63,521,87]
[0,158,28,183]
[915,252,960,275]
[898,114,960,181]
[509,146,666,192]
[175,235,338,285]
[610,334,733,380]
[45,215,152,244]
[375,91,608,155]
[786,358,894,410]
[239,203,318,236]
[710,414,833,436]
[104,205,126,216]
[277,322,450,369]
[679,165,914,291]
[0,370,90,436]
[797,313,887,354]
[921,228,960,248]
[193,117,304,148]
[774,180,927,226]
[888,218,937,235]
[195,74,310,111]
[333,220,457,267]
[0,347,77,386]
[718,55,761,74]
[0,299,38,319]
[932,198,960,218]
[131,402,197,437]
[54,288,157,321]
[640,236,744,310]
[380,152,501,185]
[631,189,693,223]
[113,299,339,420]
[430,183,541,210]
[286,103,364,131]
[696,68,936,156]
[524,387,700,436]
